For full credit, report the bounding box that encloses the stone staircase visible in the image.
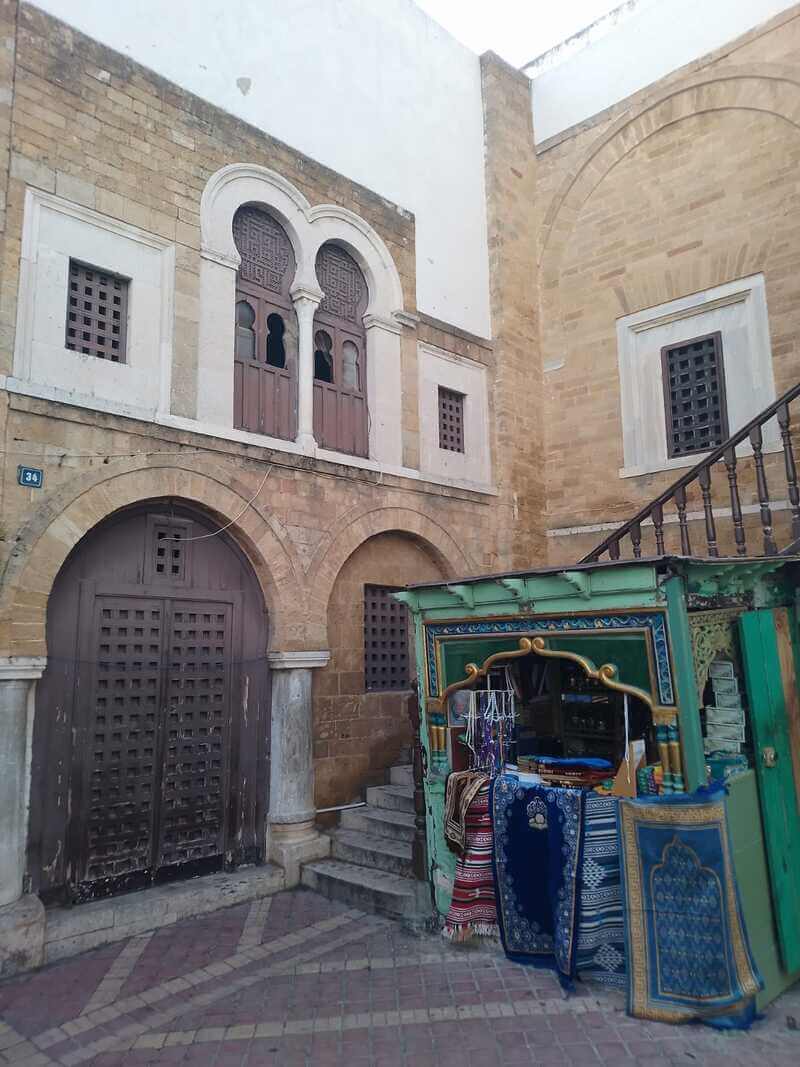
[301,764,431,924]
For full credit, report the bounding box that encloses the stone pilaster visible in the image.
[267,650,331,885]
[0,656,46,977]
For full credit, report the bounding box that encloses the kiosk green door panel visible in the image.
[739,607,800,974]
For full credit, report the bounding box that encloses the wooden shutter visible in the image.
[364,585,410,691]
[232,207,298,441]
[313,245,369,457]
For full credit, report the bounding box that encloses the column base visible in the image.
[295,432,317,456]
[269,821,330,888]
[0,894,45,978]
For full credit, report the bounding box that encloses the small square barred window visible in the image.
[364,585,410,691]
[438,386,465,453]
[661,332,729,458]
[66,260,129,362]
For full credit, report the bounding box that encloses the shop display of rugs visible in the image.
[575,792,626,987]
[491,773,584,985]
[443,775,497,941]
[618,786,762,1028]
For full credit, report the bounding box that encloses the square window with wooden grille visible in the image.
[661,332,729,458]
[438,386,465,453]
[364,585,410,692]
[65,260,129,362]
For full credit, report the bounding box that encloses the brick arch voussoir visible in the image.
[307,507,475,630]
[1,464,305,655]
[540,66,800,293]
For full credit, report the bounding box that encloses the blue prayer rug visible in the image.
[618,786,762,1028]
[491,774,584,985]
[575,793,626,987]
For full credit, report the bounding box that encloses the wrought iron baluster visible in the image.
[652,502,665,555]
[630,522,642,558]
[777,402,800,543]
[697,466,719,557]
[608,540,620,561]
[749,424,777,555]
[723,447,747,555]
[674,485,691,555]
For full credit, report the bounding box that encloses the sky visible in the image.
[413,0,626,66]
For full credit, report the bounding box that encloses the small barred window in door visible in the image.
[364,585,410,691]
[65,260,129,361]
[438,386,465,453]
[661,332,729,458]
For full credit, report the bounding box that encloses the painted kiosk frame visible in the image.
[397,556,800,1007]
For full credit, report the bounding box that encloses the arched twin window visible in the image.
[232,206,298,440]
[313,244,369,457]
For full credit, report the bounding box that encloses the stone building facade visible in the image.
[1,0,799,973]
[0,1,541,970]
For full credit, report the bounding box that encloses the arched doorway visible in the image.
[28,500,269,904]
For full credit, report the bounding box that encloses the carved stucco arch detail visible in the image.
[1,463,306,655]
[540,65,800,295]
[307,506,476,638]
[200,163,405,320]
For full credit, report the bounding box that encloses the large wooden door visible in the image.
[739,606,800,973]
[29,503,269,903]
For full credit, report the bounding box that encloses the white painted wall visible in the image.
[35,0,492,338]
[530,0,796,142]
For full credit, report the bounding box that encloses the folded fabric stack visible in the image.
[520,755,613,789]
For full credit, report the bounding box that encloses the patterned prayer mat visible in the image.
[576,792,626,988]
[491,775,584,984]
[618,787,762,1028]
[443,780,498,941]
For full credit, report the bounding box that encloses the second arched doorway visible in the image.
[28,500,270,904]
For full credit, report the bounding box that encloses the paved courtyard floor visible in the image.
[0,887,798,1066]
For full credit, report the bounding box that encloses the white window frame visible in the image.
[6,188,174,421]
[417,342,492,491]
[616,274,779,479]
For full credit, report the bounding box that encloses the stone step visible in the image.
[365,784,414,814]
[339,805,415,843]
[301,859,428,921]
[389,764,414,788]
[331,828,413,877]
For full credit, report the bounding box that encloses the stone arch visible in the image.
[1,463,305,656]
[307,506,475,629]
[307,204,405,321]
[540,66,800,291]
[200,162,317,291]
[200,163,406,320]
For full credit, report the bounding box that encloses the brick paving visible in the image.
[0,888,798,1066]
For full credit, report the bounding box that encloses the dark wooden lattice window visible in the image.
[438,386,465,453]
[232,206,298,441]
[65,260,129,361]
[661,332,729,458]
[313,244,369,457]
[364,585,409,692]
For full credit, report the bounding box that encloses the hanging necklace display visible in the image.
[468,668,516,774]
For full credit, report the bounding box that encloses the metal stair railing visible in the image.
[581,381,800,562]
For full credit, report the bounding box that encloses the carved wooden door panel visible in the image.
[72,592,166,898]
[157,601,234,871]
[29,503,269,904]
[70,591,237,900]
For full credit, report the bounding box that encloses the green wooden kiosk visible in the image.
[398,556,800,1006]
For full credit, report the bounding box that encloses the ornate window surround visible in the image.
[616,274,780,479]
[185,163,409,474]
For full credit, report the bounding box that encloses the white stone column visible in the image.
[364,313,404,467]
[291,286,323,455]
[196,251,238,427]
[267,650,331,885]
[0,657,47,978]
